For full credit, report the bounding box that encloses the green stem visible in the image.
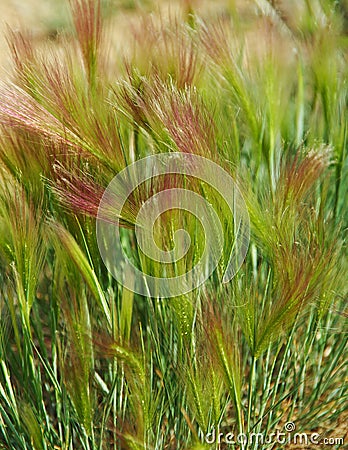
[247,356,257,434]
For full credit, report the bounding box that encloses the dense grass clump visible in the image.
[0,1,346,449]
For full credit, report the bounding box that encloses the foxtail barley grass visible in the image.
[0,0,347,449]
